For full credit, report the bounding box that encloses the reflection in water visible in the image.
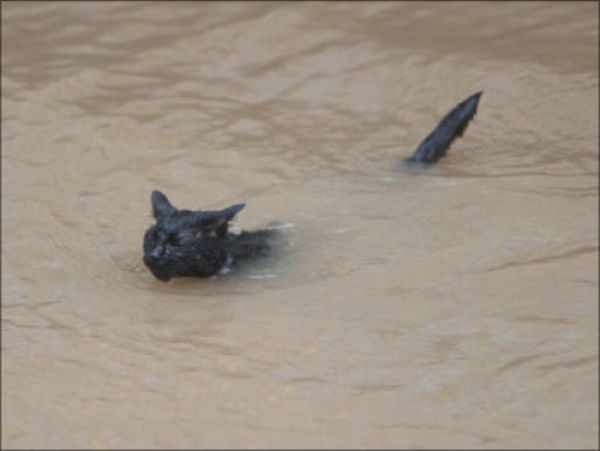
[2,2,598,449]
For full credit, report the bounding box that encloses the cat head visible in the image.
[143,190,244,281]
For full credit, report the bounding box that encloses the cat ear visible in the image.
[195,203,245,232]
[151,190,176,219]
[219,203,246,221]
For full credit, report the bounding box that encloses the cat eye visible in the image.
[165,234,180,245]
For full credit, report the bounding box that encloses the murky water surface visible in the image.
[2,2,598,449]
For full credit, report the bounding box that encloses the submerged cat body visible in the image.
[143,91,482,281]
[143,190,274,281]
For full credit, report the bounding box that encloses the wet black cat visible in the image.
[143,92,482,281]
[143,190,275,281]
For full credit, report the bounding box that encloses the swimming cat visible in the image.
[143,190,275,281]
[142,91,482,281]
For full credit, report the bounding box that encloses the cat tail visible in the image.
[407,91,482,165]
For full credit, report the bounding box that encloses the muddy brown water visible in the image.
[2,2,598,449]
